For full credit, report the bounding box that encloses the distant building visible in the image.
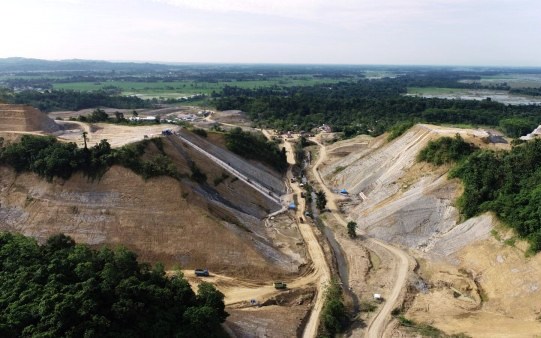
[128,116,156,121]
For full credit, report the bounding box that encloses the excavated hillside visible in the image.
[0,104,60,133]
[319,124,541,337]
[0,135,300,279]
[320,124,505,252]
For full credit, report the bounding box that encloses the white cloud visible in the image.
[151,0,537,26]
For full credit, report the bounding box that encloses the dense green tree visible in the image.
[499,118,535,138]
[347,221,358,238]
[0,89,151,112]
[316,190,327,211]
[320,280,348,336]
[214,79,541,138]
[0,232,228,337]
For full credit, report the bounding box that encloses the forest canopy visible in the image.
[214,79,541,137]
[0,232,228,337]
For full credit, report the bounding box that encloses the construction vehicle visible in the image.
[274,281,287,290]
[195,268,209,277]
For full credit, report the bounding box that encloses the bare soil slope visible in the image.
[408,235,541,337]
[321,124,504,251]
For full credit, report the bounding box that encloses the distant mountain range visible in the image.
[0,57,186,72]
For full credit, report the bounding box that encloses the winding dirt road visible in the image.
[282,138,331,338]
[310,137,412,338]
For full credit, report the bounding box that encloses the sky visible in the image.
[0,0,540,66]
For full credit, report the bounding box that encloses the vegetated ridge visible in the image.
[424,137,541,253]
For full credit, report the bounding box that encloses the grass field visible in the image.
[407,87,465,95]
[52,77,353,98]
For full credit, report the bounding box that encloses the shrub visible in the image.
[320,280,348,336]
[388,121,415,141]
[192,128,208,138]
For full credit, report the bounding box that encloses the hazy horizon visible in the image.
[4,57,541,69]
[1,0,540,67]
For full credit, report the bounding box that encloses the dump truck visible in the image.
[274,281,287,290]
[195,268,209,277]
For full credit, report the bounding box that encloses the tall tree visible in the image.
[82,131,88,150]
[347,221,357,238]
[316,190,327,211]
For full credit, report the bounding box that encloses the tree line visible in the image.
[0,88,151,112]
[0,135,184,182]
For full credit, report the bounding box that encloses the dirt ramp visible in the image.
[0,104,60,133]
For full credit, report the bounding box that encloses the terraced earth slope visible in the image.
[0,104,60,133]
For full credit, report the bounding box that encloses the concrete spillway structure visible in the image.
[0,104,60,133]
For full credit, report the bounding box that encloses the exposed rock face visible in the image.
[0,104,60,132]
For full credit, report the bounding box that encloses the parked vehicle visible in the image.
[274,281,287,289]
[195,268,209,277]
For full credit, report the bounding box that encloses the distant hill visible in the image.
[0,57,182,72]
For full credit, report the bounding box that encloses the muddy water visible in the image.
[310,192,359,311]
[405,90,541,105]
[321,225,360,312]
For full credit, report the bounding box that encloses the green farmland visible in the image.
[52,77,353,98]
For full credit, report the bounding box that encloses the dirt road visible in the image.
[310,137,412,338]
